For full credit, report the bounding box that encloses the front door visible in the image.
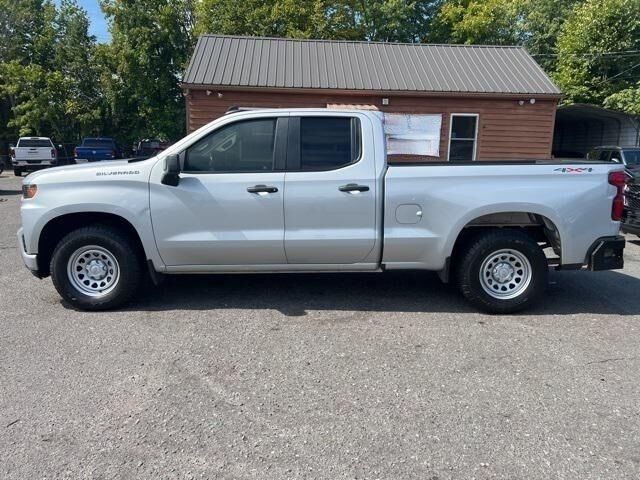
[150,116,287,266]
[283,115,378,264]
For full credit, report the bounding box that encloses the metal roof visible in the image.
[183,35,561,96]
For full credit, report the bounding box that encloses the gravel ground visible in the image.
[1,172,639,479]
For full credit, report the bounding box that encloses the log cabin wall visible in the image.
[185,88,558,162]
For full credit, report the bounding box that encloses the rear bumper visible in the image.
[588,235,625,271]
[17,228,40,277]
[621,223,640,236]
[13,160,56,167]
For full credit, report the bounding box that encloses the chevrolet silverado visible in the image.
[18,109,626,313]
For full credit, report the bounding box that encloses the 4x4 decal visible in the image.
[554,167,593,173]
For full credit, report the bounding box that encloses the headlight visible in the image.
[22,184,38,199]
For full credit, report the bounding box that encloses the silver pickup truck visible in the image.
[18,109,626,313]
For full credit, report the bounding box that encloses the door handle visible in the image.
[339,183,370,193]
[247,184,278,194]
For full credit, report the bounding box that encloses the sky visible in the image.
[55,0,111,42]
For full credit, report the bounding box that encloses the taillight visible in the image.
[74,147,77,158]
[51,148,56,159]
[609,170,626,221]
[112,149,116,158]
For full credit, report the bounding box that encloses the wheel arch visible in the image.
[36,211,149,277]
[441,206,563,283]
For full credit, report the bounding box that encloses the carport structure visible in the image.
[553,103,640,157]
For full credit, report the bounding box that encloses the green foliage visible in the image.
[99,0,195,146]
[554,0,640,105]
[194,0,441,42]
[429,0,580,70]
[605,82,640,115]
[515,0,582,71]
[429,0,524,45]
[0,0,101,143]
[0,0,56,66]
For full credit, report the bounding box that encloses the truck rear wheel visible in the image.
[456,230,548,314]
[50,225,142,310]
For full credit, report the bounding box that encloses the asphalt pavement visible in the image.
[1,172,639,479]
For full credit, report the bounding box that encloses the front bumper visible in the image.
[17,228,40,276]
[588,235,625,271]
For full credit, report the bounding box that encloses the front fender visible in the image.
[22,201,164,271]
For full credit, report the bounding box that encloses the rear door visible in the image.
[283,114,378,264]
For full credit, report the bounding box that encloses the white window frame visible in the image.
[447,113,479,162]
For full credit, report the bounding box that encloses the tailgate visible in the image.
[15,147,52,161]
[76,148,113,161]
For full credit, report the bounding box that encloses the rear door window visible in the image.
[295,117,361,171]
[598,150,611,162]
[610,150,623,163]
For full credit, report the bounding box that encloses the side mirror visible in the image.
[161,154,180,186]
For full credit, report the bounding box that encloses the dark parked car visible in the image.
[133,139,170,158]
[74,137,122,163]
[588,147,640,236]
[587,146,640,168]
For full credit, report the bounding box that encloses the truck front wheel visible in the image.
[456,230,548,314]
[50,225,142,310]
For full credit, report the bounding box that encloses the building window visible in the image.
[448,114,478,162]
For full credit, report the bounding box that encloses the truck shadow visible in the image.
[0,188,22,196]
[119,269,640,317]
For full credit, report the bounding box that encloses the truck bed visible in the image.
[382,161,622,271]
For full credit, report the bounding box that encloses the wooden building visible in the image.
[182,35,561,162]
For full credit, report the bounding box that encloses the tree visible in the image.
[428,0,581,71]
[429,0,524,45]
[194,0,441,42]
[554,0,640,105]
[519,0,581,71]
[0,0,56,66]
[0,0,100,142]
[100,0,196,146]
[604,81,640,115]
[53,0,102,140]
[0,61,68,136]
[0,0,57,145]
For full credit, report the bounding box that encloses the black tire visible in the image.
[13,167,22,176]
[50,225,143,310]
[456,229,548,314]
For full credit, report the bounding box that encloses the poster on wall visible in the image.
[379,113,443,157]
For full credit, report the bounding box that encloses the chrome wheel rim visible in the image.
[67,246,120,297]
[479,249,532,300]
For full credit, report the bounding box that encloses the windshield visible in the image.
[624,149,640,166]
[83,139,113,148]
[18,139,51,148]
